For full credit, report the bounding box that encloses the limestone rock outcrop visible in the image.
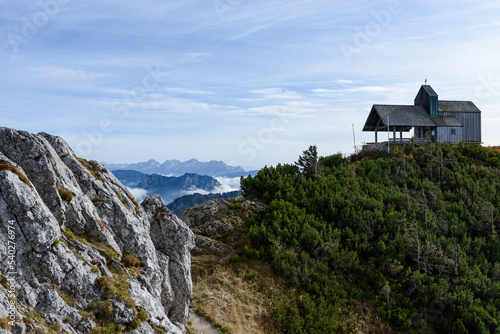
[180,198,265,256]
[0,127,194,333]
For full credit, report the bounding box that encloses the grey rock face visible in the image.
[141,195,195,327]
[0,127,194,333]
[180,197,265,256]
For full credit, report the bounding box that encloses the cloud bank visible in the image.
[127,187,149,202]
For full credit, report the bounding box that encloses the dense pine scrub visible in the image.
[240,142,500,333]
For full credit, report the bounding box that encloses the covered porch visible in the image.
[363,104,437,145]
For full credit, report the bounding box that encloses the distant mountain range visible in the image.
[112,170,221,204]
[104,159,258,178]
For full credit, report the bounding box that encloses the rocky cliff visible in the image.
[180,197,265,258]
[0,127,194,334]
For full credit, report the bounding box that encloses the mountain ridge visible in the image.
[112,170,222,204]
[104,159,256,178]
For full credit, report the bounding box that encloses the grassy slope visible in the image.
[186,197,393,334]
[189,144,500,333]
[186,197,283,334]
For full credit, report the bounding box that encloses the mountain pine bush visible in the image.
[241,142,500,333]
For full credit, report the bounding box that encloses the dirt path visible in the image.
[189,309,224,334]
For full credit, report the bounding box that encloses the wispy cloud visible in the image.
[215,177,241,192]
[31,66,111,81]
[181,176,240,196]
[246,101,323,117]
[228,16,294,41]
[346,86,397,93]
[379,22,500,46]
[163,87,213,95]
[311,89,343,97]
[337,79,357,85]
[127,187,149,202]
[251,88,284,95]
[246,87,304,100]
[312,85,403,97]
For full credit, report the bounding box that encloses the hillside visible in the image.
[0,128,194,334]
[238,142,500,333]
[178,142,500,334]
[180,197,285,334]
[181,198,390,334]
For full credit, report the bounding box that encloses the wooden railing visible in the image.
[365,138,428,145]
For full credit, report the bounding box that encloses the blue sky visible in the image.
[1,0,500,169]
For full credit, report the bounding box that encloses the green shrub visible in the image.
[229,203,241,210]
[59,292,77,307]
[238,245,260,259]
[151,324,167,333]
[122,251,141,278]
[87,160,103,173]
[48,322,61,331]
[0,318,12,331]
[96,273,135,309]
[92,198,108,207]
[230,254,241,263]
[240,143,500,333]
[76,157,96,177]
[63,228,90,246]
[137,307,148,322]
[76,157,106,182]
[96,276,112,291]
[127,318,141,330]
[0,163,31,187]
[243,271,257,282]
[219,325,231,334]
[56,187,73,202]
[91,323,122,334]
[123,252,141,268]
[88,300,113,323]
